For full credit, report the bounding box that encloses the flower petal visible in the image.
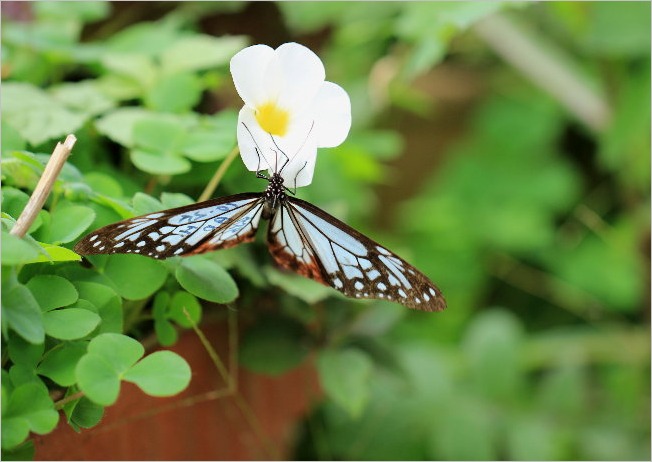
[279,117,318,187]
[230,44,275,108]
[311,81,352,148]
[237,106,273,173]
[237,106,318,187]
[272,42,326,115]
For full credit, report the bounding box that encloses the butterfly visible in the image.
[74,140,446,311]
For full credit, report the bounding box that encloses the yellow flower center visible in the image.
[255,101,290,136]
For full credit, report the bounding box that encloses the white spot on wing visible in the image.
[367,269,381,280]
[343,265,363,280]
[376,246,390,255]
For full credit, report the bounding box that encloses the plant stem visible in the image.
[198,146,240,202]
[474,12,611,132]
[54,390,85,410]
[10,134,77,237]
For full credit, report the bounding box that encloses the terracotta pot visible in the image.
[33,318,321,460]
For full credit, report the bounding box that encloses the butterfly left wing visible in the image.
[74,193,264,259]
[267,197,446,311]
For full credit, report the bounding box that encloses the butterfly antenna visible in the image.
[242,122,273,177]
[269,134,291,174]
[284,160,308,195]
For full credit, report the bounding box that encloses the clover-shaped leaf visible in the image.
[76,333,190,406]
[102,254,167,300]
[26,275,79,312]
[123,351,191,397]
[175,256,238,304]
[43,308,101,341]
[37,342,87,387]
[1,382,58,450]
[1,279,44,345]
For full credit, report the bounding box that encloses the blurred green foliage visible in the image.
[1,1,649,460]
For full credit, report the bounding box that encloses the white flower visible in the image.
[230,42,351,188]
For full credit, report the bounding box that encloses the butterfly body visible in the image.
[75,173,446,311]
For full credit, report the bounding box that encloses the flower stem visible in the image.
[198,146,240,202]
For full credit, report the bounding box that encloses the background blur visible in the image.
[2,1,650,460]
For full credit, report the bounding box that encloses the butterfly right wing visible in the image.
[74,193,265,259]
[267,198,446,312]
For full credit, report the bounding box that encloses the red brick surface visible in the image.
[33,319,321,460]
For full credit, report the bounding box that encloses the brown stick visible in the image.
[10,134,77,238]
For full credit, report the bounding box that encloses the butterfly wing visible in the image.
[75,193,265,259]
[267,197,446,311]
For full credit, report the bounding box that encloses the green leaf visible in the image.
[43,203,96,244]
[42,308,101,340]
[1,231,40,265]
[34,1,110,22]
[154,318,178,347]
[8,364,41,388]
[168,291,202,328]
[123,351,191,396]
[1,440,34,460]
[179,111,238,162]
[1,280,44,344]
[175,256,238,303]
[26,275,78,312]
[317,348,373,417]
[68,397,104,430]
[160,35,247,73]
[132,192,162,215]
[1,83,86,146]
[103,254,168,300]
[585,2,650,57]
[1,188,34,229]
[239,317,310,375]
[37,342,87,387]
[2,382,58,449]
[86,333,144,374]
[133,117,186,153]
[264,266,334,304]
[94,107,156,147]
[75,353,121,406]
[0,153,42,191]
[101,53,157,88]
[76,334,145,406]
[1,121,26,153]
[50,81,116,118]
[145,72,202,113]
[7,335,44,368]
[160,192,194,209]
[32,242,81,263]
[131,149,191,175]
[75,282,123,334]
